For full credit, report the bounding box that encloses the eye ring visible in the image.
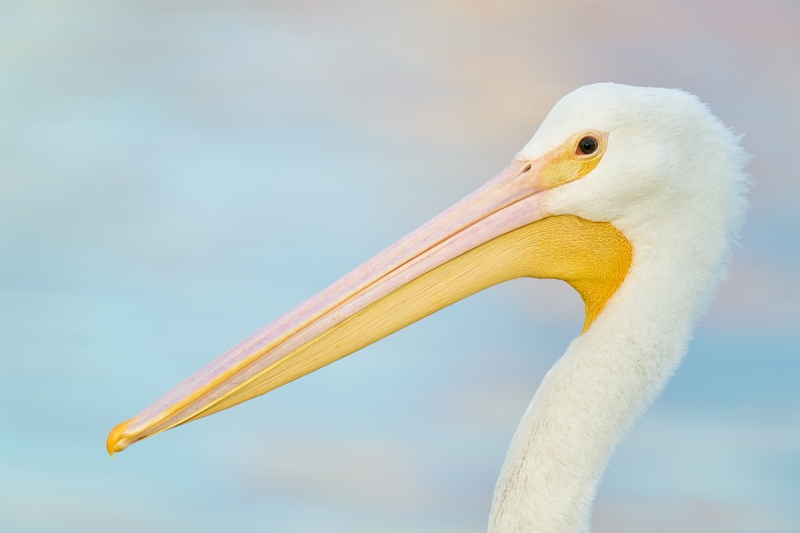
[577,136,598,155]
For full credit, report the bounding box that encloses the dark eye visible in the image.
[577,136,598,155]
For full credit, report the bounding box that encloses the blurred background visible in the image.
[1,1,798,531]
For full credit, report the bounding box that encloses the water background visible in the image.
[1,1,798,531]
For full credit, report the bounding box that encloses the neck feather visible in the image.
[488,234,720,532]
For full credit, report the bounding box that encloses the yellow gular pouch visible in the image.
[536,131,608,189]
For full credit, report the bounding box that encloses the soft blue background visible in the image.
[1,1,798,531]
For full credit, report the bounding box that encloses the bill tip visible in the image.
[107,419,134,457]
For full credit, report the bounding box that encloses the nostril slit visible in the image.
[522,163,532,173]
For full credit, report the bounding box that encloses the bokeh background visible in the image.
[1,1,798,532]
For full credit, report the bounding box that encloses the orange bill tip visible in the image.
[107,418,133,457]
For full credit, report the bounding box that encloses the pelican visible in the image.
[107,83,749,532]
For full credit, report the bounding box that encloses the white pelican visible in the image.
[108,83,749,532]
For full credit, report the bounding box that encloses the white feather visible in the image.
[491,83,750,532]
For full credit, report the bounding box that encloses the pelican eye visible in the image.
[577,136,598,155]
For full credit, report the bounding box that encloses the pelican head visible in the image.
[108,83,749,532]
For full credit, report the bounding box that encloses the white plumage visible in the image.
[491,83,749,531]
